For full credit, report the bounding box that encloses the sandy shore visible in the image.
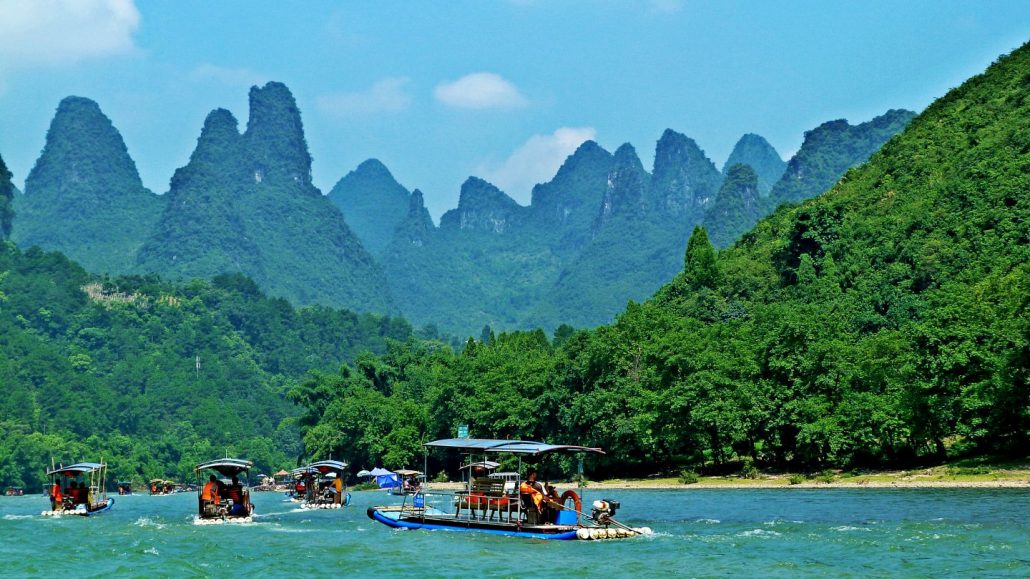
[406,468,1030,491]
[584,478,1030,489]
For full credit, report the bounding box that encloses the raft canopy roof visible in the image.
[308,460,348,474]
[47,462,106,476]
[461,460,501,470]
[392,469,422,476]
[194,458,253,477]
[424,438,605,456]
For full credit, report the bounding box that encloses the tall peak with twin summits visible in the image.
[138,81,392,313]
[244,82,313,189]
[650,128,723,222]
[327,158,411,256]
[723,133,785,196]
[440,177,524,234]
[12,96,163,273]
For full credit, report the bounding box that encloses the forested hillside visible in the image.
[0,242,414,489]
[327,159,412,256]
[136,83,392,313]
[291,43,1029,476]
[12,97,164,273]
[6,79,910,337]
[768,109,915,206]
[378,115,910,334]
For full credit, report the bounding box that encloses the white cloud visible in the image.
[189,64,266,88]
[434,72,528,110]
[0,0,140,69]
[649,0,683,14]
[316,77,412,117]
[478,127,597,204]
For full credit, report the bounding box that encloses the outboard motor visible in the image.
[591,499,621,524]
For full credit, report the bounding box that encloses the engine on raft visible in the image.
[574,499,653,540]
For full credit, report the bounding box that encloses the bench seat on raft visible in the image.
[456,478,518,521]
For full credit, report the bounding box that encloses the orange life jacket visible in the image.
[51,483,62,502]
[520,481,543,511]
[202,481,220,504]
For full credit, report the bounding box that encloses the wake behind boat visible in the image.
[42,462,114,517]
[367,438,650,540]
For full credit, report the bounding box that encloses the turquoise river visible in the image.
[1,488,1028,576]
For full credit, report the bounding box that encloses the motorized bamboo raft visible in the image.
[367,438,652,540]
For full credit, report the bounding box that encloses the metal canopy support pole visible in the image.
[517,455,522,524]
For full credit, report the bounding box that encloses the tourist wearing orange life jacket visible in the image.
[201,474,220,504]
[520,469,546,523]
[50,482,63,510]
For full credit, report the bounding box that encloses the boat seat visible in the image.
[456,478,505,519]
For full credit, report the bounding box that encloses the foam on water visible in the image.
[832,525,871,532]
[739,528,782,538]
[134,516,166,529]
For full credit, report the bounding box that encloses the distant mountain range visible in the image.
[7,83,913,335]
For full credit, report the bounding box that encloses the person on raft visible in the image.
[520,469,560,524]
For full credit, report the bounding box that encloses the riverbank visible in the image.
[585,463,1030,489]
[403,463,1030,491]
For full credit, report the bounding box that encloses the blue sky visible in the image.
[0,1,1027,220]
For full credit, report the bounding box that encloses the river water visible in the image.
[1,488,1027,576]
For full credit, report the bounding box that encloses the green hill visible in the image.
[137,83,392,314]
[768,109,915,206]
[723,133,786,196]
[290,43,1029,475]
[11,97,164,274]
[0,242,414,489]
[327,159,412,257]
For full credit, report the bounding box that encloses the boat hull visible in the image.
[368,507,580,540]
[42,497,115,517]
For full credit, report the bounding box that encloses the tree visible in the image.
[683,226,720,290]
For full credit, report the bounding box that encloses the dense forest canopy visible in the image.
[0,242,416,489]
[290,43,1029,477]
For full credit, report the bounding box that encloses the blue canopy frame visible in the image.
[194,458,253,477]
[47,462,106,476]
[424,438,605,456]
[308,460,348,474]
